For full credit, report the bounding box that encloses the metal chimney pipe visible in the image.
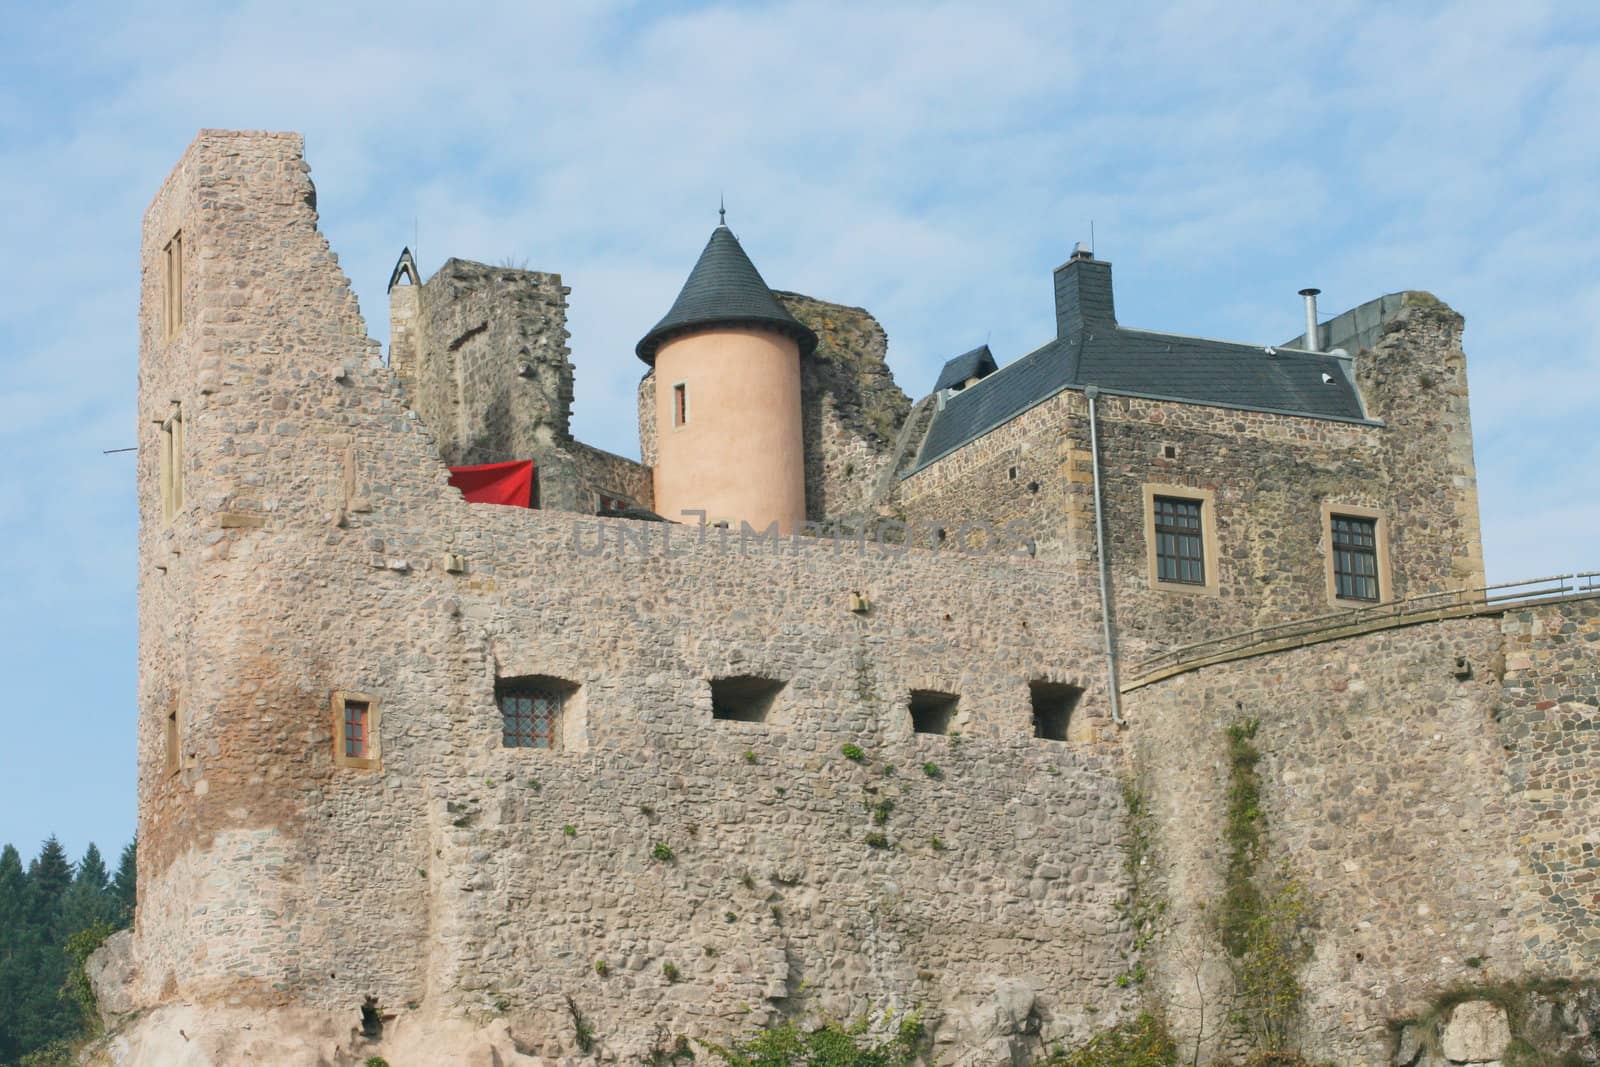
[1298,288,1322,352]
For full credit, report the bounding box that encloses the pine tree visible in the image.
[14,838,77,1054]
[0,844,34,1064]
[61,843,117,940]
[110,839,136,929]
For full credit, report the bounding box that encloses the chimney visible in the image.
[1054,243,1115,337]
[1298,287,1321,352]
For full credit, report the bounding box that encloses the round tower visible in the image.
[637,220,816,535]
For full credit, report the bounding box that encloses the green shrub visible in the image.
[842,744,865,762]
[1038,1012,1176,1067]
[652,842,675,862]
[921,761,941,779]
[699,1012,923,1067]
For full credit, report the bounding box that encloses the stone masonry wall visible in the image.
[1125,595,1600,1065]
[776,292,910,524]
[1499,598,1600,971]
[131,131,1137,1060]
[569,439,654,511]
[391,257,593,510]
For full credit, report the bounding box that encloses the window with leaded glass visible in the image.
[498,681,565,749]
[332,690,380,770]
[343,699,371,759]
[1154,496,1205,585]
[1331,514,1380,602]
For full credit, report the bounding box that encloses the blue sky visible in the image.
[1,0,1597,861]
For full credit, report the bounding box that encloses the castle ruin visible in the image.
[90,130,1599,1066]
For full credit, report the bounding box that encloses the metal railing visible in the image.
[1126,571,1600,684]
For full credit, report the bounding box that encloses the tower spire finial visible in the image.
[719,193,726,227]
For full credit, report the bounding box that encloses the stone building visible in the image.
[91,130,1597,1067]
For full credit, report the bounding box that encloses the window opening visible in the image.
[908,690,958,735]
[163,231,184,339]
[164,704,181,776]
[1031,681,1083,741]
[343,699,371,759]
[497,677,574,749]
[710,675,785,723]
[673,382,688,427]
[1331,514,1380,602]
[1154,496,1205,585]
[159,403,184,522]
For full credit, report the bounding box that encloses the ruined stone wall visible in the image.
[1353,293,1485,592]
[638,371,657,468]
[898,297,1484,653]
[1125,595,1600,1065]
[778,293,910,523]
[390,257,591,510]
[130,130,1137,1062]
[135,130,429,1009]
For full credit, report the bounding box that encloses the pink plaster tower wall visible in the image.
[652,326,806,533]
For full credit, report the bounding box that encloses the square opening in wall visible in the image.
[497,675,579,750]
[908,690,958,735]
[711,675,785,723]
[1030,681,1083,741]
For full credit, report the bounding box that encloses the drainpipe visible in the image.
[1085,386,1125,726]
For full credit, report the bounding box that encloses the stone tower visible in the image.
[637,223,816,534]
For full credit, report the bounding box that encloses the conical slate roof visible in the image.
[636,225,818,363]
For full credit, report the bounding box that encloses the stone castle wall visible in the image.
[776,292,910,524]
[1124,595,1600,1065]
[130,130,1137,1061]
[118,130,1584,1067]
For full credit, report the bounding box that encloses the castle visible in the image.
[89,130,1599,1066]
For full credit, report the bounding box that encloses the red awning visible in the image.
[447,461,535,507]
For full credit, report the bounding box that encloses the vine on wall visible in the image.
[1214,719,1314,1055]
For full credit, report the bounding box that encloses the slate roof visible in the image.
[636,226,818,363]
[914,324,1371,472]
[933,345,999,391]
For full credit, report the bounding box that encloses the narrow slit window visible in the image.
[673,382,688,427]
[498,682,564,749]
[1031,681,1083,742]
[163,231,184,339]
[164,705,181,776]
[909,690,958,735]
[1154,496,1205,585]
[1331,515,1380,602]
[159,403,184,522]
